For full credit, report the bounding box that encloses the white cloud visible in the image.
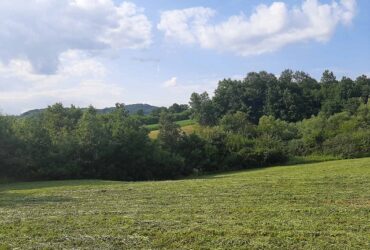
[158,76,219,106]
[163,77,178,88]
[158,7,215,44]
[158,0,356,56]
[0,50,125,115]
[162,76,218,94]
[0,0,152,74]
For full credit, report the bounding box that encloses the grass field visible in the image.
[0,158,369,249]
[146,119,196,131]
[149,121,198,139]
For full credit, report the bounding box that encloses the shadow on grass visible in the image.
[0,157,365,189]
[0,179,123,193]
[186,157,346,181]
[0,192,73,208]
[285,155,341,166]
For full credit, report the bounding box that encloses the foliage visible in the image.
[190,92,218,126]
[157,111,183,152]
[192,70,370,123]
[0,70,370,182]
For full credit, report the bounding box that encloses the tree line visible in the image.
[190,70,369,125]
[0,70,369,181]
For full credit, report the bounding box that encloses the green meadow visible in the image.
[146,119,196,131]
[148,119,198,139]
[0,158,369,249]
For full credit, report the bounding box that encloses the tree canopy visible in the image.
[1,70,369,182]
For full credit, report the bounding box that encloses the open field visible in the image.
[0,158,369,249]
[149,121,199,139]
[146,119,196,131]
[149,124,198,139]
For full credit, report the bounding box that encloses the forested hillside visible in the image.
[0,70,369,182]
[20,104,159,118]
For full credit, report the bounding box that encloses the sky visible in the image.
[0,0,369,115]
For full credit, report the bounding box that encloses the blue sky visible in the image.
[0,0,368,114]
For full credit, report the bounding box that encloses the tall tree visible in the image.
[76,106,106,177]
[190,92,217,126]
[158,111,182,151]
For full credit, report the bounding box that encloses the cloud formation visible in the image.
[158,0,356,56]
[0,50,125,114]
[163,77,178,88]
[0,0,152,74]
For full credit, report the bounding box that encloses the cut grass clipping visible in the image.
[0,158,369,249]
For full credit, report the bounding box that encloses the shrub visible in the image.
[253,136,289,166]
[288,139,309,156]
[323,130,370,158]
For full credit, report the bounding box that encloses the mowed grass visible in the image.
[0,158,369,249]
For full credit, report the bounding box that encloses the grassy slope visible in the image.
[148,120,198,139]
[0,158,369,249]
[146,119,196,131]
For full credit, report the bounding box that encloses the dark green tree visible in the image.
[190,92,217,126]
[158,111,182,151]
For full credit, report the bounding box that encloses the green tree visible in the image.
[158,112,182,151]
[0,116,22,179]
[190,92,217,126]
[240,72,276,123]
[258,116,298,141]
[76,106,106,177]
[220,111,256,138]
[321,70,337,86]
[213,79,246,115]
[355,75,370,104]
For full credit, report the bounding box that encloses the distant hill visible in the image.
[97,104,159,115]
[20,104,159,118]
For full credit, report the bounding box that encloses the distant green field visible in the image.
[148,120,198,139]
[146,119,196,131]
[0,158,369,249]
[149,124,198,139]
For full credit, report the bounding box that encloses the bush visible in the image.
[288,139,309,156]
[253,136,289,166]
[178,134,209,174]
[323,130,370,158]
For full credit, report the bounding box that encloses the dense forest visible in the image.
[1,70,369,181]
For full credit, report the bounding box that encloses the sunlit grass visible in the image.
[146,119,196,131]
[149,123,199,139]
[0,158,369,249]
